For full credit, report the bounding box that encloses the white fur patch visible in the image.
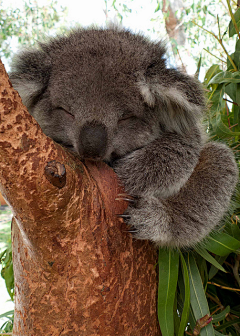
[138,82,155,107]
[138,81,202,116]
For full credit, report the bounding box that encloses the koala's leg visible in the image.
[118,142,238,248]
[114,130,202,199]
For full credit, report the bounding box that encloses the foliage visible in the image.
[178,0,233,68]
[157,3,240,336]
[0,207,13,333]
[0,310,14,333]
[0,0,67,59]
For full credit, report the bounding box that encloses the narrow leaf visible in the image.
[186,254,215,336]
[195,247,226,273]
[204,232,240,256]
[209,255,228,280]
[212,306,230,323]
[208,71,240,85]
[158,248,179,336]
[214,331,227,336]
[215,318,240,331]
[178,252,190,336]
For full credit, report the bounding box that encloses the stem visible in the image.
[192,20,238,71]
[226,0,240,39]
[203,48,227,63]
[207,281,240,291]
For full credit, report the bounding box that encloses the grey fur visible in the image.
[9,27,238,248]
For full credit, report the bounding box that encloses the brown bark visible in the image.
[0,60,159,335]
[162,0,185,46]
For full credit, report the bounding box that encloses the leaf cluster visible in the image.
[0,0,67,59]
[158,3,240,336]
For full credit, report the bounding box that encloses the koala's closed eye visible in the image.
[118,115,138,124]
[55,107,75,119]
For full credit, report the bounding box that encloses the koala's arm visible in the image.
[114,126,203,198]
[120,142,238,248]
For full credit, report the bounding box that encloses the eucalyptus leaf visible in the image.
[204,64,221,85]
[178,252,190,336]
[212,306,230,323]
[186,254,215,336]
[213,115,240,139]
[0,310,14,319]
[208,255,228,280]
[209,71,240,85]
[229,8,240,37]
[204,232,240,256]
[195,247,226,273]
[215,318,240,331]
[214,331,228,336]
[158,249,179,336]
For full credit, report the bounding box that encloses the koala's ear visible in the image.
[138,67,206,134]
[9,48,51,109]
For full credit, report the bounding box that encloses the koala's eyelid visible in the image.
[119,114,136,121]
[56,106,75,119]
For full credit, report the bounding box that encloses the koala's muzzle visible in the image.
[79,121,108,159]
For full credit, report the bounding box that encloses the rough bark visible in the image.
[0,60,159,335]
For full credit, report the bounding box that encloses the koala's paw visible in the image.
[117,195,174,247]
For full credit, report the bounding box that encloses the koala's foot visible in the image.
[117,142,238,248]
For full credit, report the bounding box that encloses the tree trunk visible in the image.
[0,60,159,335]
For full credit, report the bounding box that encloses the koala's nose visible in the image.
[79,121,108,159]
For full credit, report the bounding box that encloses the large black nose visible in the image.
[79,121,108,159]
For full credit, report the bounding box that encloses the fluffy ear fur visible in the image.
[138,66,206,134]
[10,49,51,109]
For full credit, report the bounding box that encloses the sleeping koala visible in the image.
[9,27,238,248]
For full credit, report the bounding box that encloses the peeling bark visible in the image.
[0,60,159,335]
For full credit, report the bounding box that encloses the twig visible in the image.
[223,98,238,106]
[226,0,240,39]
[229,123,238,129]
[206,292,223,307]
[207,281,240,291]
[203,48,227,63]
[192,20,238,71]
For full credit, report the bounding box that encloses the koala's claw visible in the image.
[117,214,131,220]
[115,194,136,204]
[115,197,135,204]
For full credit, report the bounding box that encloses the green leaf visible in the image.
[158,248,179,336]
[178,252,190,336]
[155,0,161,12]
[229,8,240,37]
[215,318,240,331]
[204,65,221,85]
[214,331,227,336]
[186,254,215,336]
[204,232,240,256]
[195,55,202,80]
[212,306,230,323]
[208,84,225,117]
[213,115,240,139]
[209,71,240,85]
[208,255,228,280]
[0,310,14,319]
[195,247,226,273]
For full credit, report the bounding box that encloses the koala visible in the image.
[9,27,238,248]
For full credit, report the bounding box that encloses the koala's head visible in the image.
[10,27,205,163]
